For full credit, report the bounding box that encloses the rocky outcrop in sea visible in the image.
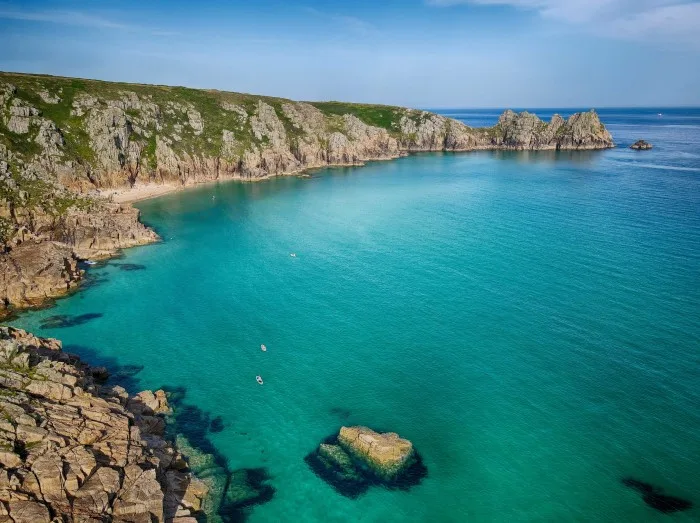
[630,140,653,150]
[305,426,427,498]
[0,326,208,522]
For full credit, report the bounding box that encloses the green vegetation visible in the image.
[309,101,405,134]
[0,123,41,159]
[0,71,417,172]
[0,217,13,243]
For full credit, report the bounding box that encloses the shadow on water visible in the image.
[163,386,275,523]
[40,313,103,329]
[304,430,428,499]
[622,478,693,514]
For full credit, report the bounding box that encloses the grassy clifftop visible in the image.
[0,71,613,241]
[0,71,412,164]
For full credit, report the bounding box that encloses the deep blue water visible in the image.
[11,108,700,522]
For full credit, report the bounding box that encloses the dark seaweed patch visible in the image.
[77,271,109,294]
[210,416,225,433]
[47,345,273,522]
[622,478,693,514]
[63,345,143,391]
[330,407,351,420]
[305,431,427,499]
[40,313,103,329]
[113,263,147,271]
[164,386,275,522]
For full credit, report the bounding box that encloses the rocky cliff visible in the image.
[0,326,208,522]
[0,71,614,318]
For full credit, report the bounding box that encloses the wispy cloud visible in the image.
[0,6,177,36]
[426,0,700,44]
[302,6,377,36]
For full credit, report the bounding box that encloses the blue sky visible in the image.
[1,0,699,107]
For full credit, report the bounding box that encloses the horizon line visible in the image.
[1,69,698,111]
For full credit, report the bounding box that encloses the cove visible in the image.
[11,120,700,522]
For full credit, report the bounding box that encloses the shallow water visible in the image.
[11,108,700,522]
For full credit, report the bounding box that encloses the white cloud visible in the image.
[0,6,177,36]
[426,0,700,43]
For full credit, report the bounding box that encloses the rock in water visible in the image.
[338,426,414,480]
[630,140,653,150]
[305,426,427,498]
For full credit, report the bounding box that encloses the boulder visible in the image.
[631,140,653,150]
[338,426,414,480]
[305,425,427,498]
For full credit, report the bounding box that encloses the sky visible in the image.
[1,0,699,108]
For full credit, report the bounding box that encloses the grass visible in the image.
[309,101,405,134]
[0,71,422,169]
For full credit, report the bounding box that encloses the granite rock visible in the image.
[0,326,208,522]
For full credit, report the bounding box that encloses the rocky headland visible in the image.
[0,71,615,319]
[0,326,208,522]
[305,426,426,498]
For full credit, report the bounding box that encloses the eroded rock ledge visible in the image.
[0,203,158,320]
[0,326,207,522]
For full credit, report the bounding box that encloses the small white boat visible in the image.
[85,260,97,266]
[260,344,267,352]
[290,253,297,258]
[658,113,663,117]
[256,375,264,385]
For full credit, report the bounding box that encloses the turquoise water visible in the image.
[11,109,700,522]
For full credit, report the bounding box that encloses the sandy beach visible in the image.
[101,183,184,203]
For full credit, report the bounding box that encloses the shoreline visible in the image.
[101,156,406,203]
[97,145,612,205]
[0,146,614,321]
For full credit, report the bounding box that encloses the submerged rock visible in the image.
[622,478,692,514]
[305,426,427,498]
[630,140,653,150]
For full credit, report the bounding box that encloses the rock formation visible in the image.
[337,426,414,480]
[0,203,157,319]
[305,426,426,498]
[0,326,208,522]
[630,140,653,150]
[0,72,615,318]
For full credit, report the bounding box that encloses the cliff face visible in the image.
[0,72,614,317]
[0,72,613,196]
[0,326,208,522]
[0,203,157,319]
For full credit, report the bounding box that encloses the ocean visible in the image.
[11,108,700,522]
